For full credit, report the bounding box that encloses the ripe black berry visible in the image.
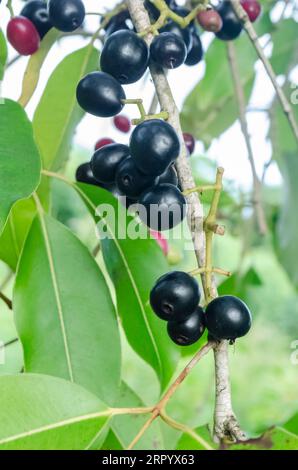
[167,307,205,346]
[116,157,158,199]
[91,144,130,184]
[150,271,201,321]
[21,0,52,39]
[215,1,243,41]
[7,16,40,55]
[100,30,149,85]
[103,10,133,36]
[114,115,131,134]
[150,32,187,69]
[75,162,111,190]
[158,165,178,186]
[76,72,126,117]
[138,183,186,231]
[130,120,180,176]
[48,0,85,32]
[205,295,252,341]
[161,20,192,52]
[185,32,203,66]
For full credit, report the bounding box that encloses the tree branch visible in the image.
[0,291,12,310]
[230,0,298,143]
[226,41,268,236]
[127,0,244,444]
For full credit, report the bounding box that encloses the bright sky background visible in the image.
[1,0,297,191]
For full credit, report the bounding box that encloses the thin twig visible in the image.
[0,292,12,310]
[127,341,215,449]
[230,0,298,143]
[226,42,268,236]
[0,338,18,350]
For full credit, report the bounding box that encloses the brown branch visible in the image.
[126,0,244,444]
[226,42,268,236]
[230,0,298,143]
[0,292,12,310]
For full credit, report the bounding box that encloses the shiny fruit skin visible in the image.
[94,138,115,151]
[7,16,40,55]
[158,165,178,186]
[114,115,131,134]
[48,0,85,32]
[197,9,223,33]
[167,307,205,346]
[20,0,52,39]
[161,20,192,52]
[130,119,180,176]
[183,133,195,155]
[240,0,261,22]
[215,1,243,41]
[76,72,126,118]
[150,271,201,321]
[103,10,133,36]
[138,183,186,231]
[91,144,130,184]
[116,157,158,199]
[184,32,203,66]
[75,162,111,191]
[150,32,187,69]
[100,30,149,85]
[205,295,252,341]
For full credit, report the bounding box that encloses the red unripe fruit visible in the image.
[197,9,223,33]
[7,16,40,56]
[113,115,131,133]
[240,0,261,22]
[150,230,169,256]
[183,132,195,155]
[94,138,115,151]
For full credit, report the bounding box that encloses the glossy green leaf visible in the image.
[0,29,7,80]
[0,310,23,376]
[75,183,180,389]
[218,267,262,304]
[18,29,60,107]
[271,20,298,75]
[14,213,121,404]
[181,36,256,147]
[0,99,41,235]
[33,45,98,170]
[0,374,109,450]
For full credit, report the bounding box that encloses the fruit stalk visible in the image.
[230,0,298,143]
[126,0,244,443]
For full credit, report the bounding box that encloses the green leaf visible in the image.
[14,213,121,405]
[33,45,98,171]
[0,310,23,376]
[0,179,49,271]
[0,374,109,450]
[0,29,8,80]
[218,266,262,304]
[18,29,60,108]
[0,99,41,235]
[76,183,180,389]
[271,20,298,75]
[228,426,298,450]
[110,382,164,450]
[176,425,216,450]
[181,36,256,147]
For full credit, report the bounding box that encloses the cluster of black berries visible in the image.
[7,0,85,56]
[150,271,252,346]
[76,118,186,231]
